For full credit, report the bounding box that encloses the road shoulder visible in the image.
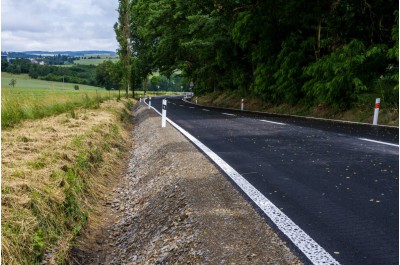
[70,104,302,264]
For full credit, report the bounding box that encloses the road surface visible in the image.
[145,96,398,265]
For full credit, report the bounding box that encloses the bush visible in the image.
[74,85,79,90]
[302,40,368,107]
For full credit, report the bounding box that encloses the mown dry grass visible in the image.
[1,99,134,264]
[1,87,124,129]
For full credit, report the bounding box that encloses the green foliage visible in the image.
[386,10,399,93]
[9,78,16,88]
[96,60,123,90]
[114,0,132,98]
[303,40,368,107]
[122,0,398,108]
[32,228,45,261]
[64,170,87,227]
[1,61,99,86]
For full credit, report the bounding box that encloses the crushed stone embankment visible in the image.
[70,103,302,264]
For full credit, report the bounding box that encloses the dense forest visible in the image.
[115,0,398,108]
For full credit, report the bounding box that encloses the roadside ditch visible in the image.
[69,103,302,264]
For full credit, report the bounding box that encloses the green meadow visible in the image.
[2,72,101,90]
[1,73,120,129]
[73,54,119,66]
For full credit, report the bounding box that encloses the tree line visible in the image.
[114,0,398,107]
[1,56,181,91]
[2,59,98,86]
[95,59,187,91]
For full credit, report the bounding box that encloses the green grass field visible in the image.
[2,72,101,90]
[73,55,119,66]
[1,73,121,129]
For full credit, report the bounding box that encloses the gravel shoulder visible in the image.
[70,103,302,264]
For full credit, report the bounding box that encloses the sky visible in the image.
[1,0,119,52]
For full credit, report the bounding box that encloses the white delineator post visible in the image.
[148,97,152,109]
[241,98,244,111]
[196,97,198,104]
[162,99,167,127]
[373,98,380,125]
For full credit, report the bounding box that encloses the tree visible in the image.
[96,60,123,91]
[29,65,39,79]
[9,79,16,88]
[126,0,398,107]
[1,59,9,71]
[114,0,133,98]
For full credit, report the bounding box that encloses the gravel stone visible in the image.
[69,104,303,265]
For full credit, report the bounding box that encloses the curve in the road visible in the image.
[142,97,399,265]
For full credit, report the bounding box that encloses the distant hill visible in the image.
[2,51,116,58]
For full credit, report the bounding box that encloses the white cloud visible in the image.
[1,0,119,51]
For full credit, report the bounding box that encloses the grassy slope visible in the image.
[1,99,134,264]
[2,72,101,90]
[1,73,122,129]
[196,92,399,126]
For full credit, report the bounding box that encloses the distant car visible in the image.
[183,92,194,99]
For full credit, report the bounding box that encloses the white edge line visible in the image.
[260,119,286,126]
[359,138,399,147]
[222,113,236,116]
[143,101,340,265]
[202,109,210,112]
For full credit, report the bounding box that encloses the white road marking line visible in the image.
[202,109,210,112]
[359,138,399,147]
[146,103,340,265]
[179,105,184,107]
[260,120,286,125]
[189,107,195,109]
[222,113,236,116]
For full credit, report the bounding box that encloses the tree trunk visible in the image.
[315,18,322,60]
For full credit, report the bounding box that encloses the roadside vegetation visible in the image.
[1,73,122,129]
[113,0,398,118]
[1,96,134,264]
[195,91,399,126]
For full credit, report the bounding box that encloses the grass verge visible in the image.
[1,99,134,264]
[195,92,399,126]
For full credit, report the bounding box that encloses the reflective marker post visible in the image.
[241,98,244,111]
[148,97,152,109]
[162,99,167,127]
[373,98,380,125]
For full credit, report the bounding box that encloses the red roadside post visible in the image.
[373,98,380,125]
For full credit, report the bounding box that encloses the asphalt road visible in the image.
[145,96,399,265]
